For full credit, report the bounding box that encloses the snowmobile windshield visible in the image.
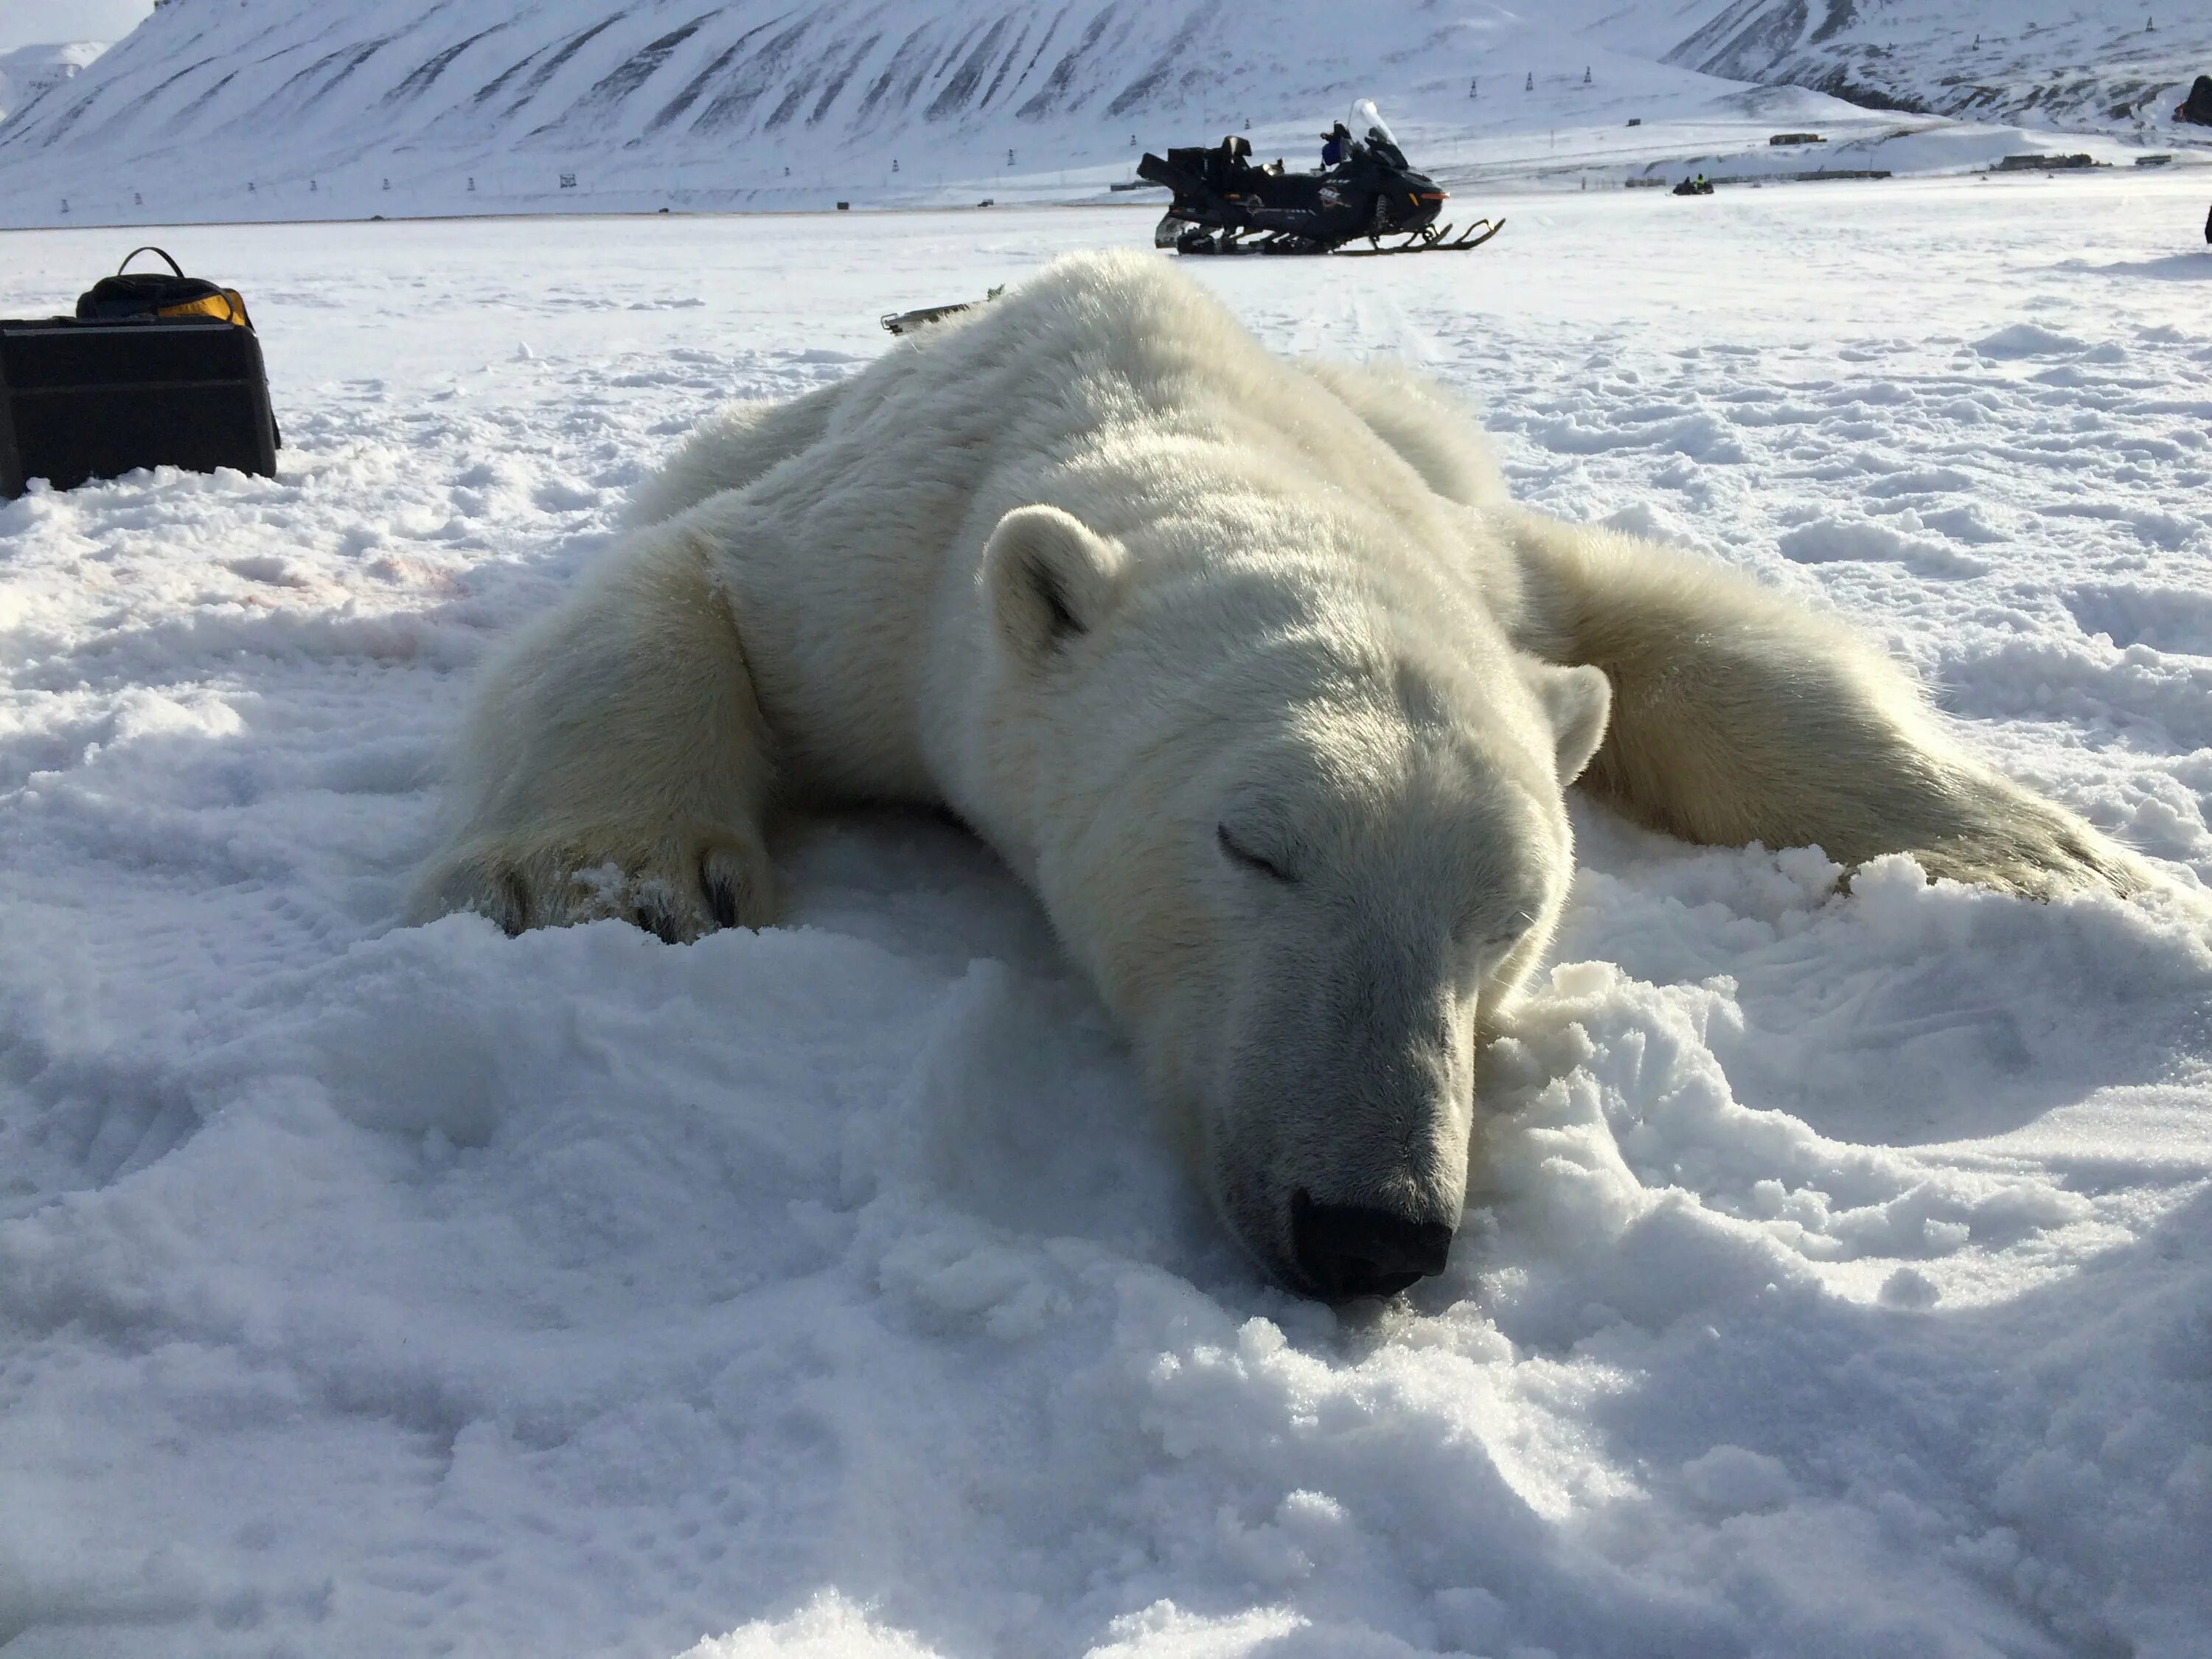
[1351,99,1397,148]
[1349,98,1411,167]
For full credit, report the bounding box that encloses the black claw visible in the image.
[636,901,683,945]
[497,871,529,938]
[704,874,738,931]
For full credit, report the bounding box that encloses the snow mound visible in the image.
[1972,321,2094,358]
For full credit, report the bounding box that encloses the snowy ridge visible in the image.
[1672,0,2212,134]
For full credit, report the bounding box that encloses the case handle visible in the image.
[116,246,187,277]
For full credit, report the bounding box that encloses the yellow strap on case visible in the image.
[155,289,250,326]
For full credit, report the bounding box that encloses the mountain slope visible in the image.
[0,0,2205,227]
[0,0,1774,222]
[0,39,107,123]
[1669,0,2212,131]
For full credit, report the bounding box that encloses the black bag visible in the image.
[1,248,279,498]
[74,246,255,327]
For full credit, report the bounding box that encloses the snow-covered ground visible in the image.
[4,174,2212,1658]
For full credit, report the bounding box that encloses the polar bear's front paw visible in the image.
[416,824,775,942]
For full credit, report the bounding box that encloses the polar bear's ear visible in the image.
[1523,661,1612,784]
[984,504,1124,667]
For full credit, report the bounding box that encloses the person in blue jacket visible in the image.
[1320,121,1351,169]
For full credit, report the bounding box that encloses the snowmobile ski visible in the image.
[1335,218,1504,257]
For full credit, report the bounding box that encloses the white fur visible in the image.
[414,251,2153,1297]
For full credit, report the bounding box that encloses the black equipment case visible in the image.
[1,248,279,498]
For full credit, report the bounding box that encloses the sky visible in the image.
[0,0,150,52]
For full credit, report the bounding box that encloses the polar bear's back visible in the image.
[632,252,1515,591]
[627,252,1270,535]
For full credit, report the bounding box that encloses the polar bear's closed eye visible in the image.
[1215,822,1295,883]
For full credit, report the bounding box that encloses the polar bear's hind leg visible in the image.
[1503,507,2152,900]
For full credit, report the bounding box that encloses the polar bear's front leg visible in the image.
[1503,507,2154,901]
[411,524,778,941]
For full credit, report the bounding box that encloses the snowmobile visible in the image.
[1138,100,1501,257]
[1672,175,1715,197]
[2176,74,2212,126]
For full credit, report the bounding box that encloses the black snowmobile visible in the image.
[1138,100,1501,257]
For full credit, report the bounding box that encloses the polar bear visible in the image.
[414,251,2148,1301]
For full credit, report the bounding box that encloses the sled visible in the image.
[881,302,973,336]
[880,285,1005,337]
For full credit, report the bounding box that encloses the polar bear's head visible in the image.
[980,503,1610,1301]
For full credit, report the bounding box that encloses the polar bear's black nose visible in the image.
[1290,1192,1454,1301]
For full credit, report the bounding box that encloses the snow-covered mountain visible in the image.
[0,0,2205,226]
[0,0,1740,223]
[1669,0,2212,133]
[0,38,107,123]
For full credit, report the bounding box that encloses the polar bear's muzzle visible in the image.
[1205,919,1482,1303]
[1289,1191,1455,1300]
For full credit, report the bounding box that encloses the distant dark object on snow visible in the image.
[881,303,970,336]
[1994,153,2096,172]
[1769,132,1826,145]
[1626,117,1641,127]
[2175,74,2212,125]
[881,285,1005,337]
[978,199,994,208]
[835,202,850,211]
[1672,175,1715,196]
[2135,153,2174,167]
[1139,102,1499,257]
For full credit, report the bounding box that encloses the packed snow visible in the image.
[2,0,2208,229]
[4,170,2212,1657]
